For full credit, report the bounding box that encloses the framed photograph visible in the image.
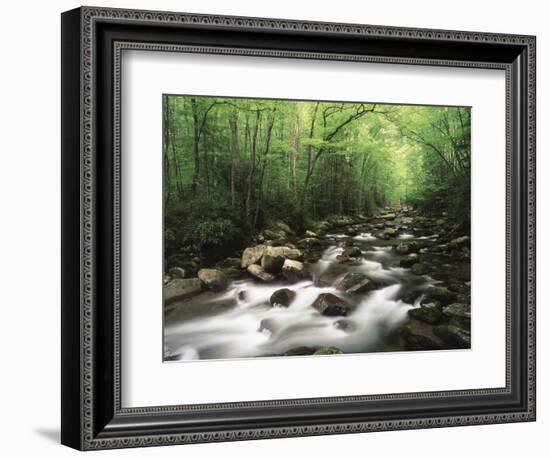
[61,6,536,450]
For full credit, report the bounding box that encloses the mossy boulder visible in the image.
[408,302,442,324]
[270,288,296,307]
[197,269,229,292]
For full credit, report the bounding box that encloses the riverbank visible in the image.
[163,206,471,361]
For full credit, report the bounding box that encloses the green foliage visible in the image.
[163,95,471,260]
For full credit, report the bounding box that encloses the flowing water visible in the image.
[164,231,439,361]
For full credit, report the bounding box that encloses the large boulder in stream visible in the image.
[270,288,296,307]
[342,245,362,258]
[261,254,285,273]
[395,242,418,255]
[197,269,229,292]
[164,278,203,305]
[311,293,354,316]
[400,253,419,268]
[380,213,396,219]
[247,264,276,282]
[241,245,267,268]
[281,259,311,282]
[334,272,387,294]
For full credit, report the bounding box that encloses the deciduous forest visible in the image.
[163,95,472,360]
[164,95,470,262]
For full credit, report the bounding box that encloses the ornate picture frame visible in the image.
[61,6,536,450]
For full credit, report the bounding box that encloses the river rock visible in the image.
[217,257,241,269]
[411,262,428,276]
[424,286,457,305]
[313,221,331,233]
[334,272,368,291]
[296,237,322,249]
[442,303,471,329]
[395,242,418,255]
[400,253,419,268]
[449,235,470,248]
[284,346,316,356]
[197,269,229,292]
[384,227,398,237]
[273,221,294,236]
[448,283,469,294]
[265,246,303,261]
[164,278,203,305]
[408,302,442,324]
[241,245,267,268]
[261,254,285,273]
[433,325,471,348]
[305,230,318,237]
[282,259,310,282]
[168,266,186,279]
[221,267,241,280]
[400,319,447,350]
[311,293,354,316]
[247,264,276,282]
[380,213,396,219]
[331,215,355,227]
[342,245,362,258]
[334,319,356,332]
[313,346,343,355]
[270,288,296,307]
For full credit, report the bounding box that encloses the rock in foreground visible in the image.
[282,259,310,282]
[197,269,228,292]
[311,293,354,316]
[400,319,447,350]
[270,288,296,307]
[164,278,203,305]
[261,254,285,273]
[433,325,471,348]
[247,264,276,282]
[408,302,442,324]
[313,346,343,355]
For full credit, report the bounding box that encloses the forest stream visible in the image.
[163,206,471,361]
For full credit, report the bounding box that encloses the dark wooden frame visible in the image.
[61,6,536,450]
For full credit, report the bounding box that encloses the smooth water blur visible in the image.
[164,233,436,361]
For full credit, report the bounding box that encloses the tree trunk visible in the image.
[254,108,276,227]
[190,98,201,196]
[245,111,260,221]
[229,110,240,207]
